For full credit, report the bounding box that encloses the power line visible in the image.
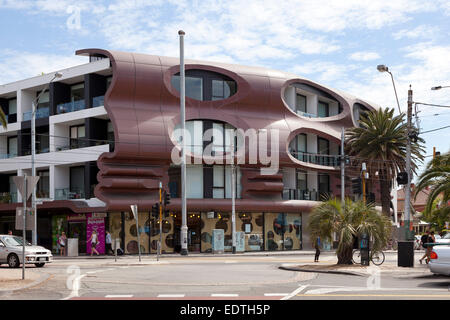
[420,125,450,134]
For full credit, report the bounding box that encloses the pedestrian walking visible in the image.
[419,230,435,264]
[314,236,321,262]
[88,230,100,256]
[59,232,67,256]
[105,230,113,255]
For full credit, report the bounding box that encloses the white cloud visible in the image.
[392,25,440,40]
[349,51,381,61]
[0,50,86,85]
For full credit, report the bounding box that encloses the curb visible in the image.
[0,273,51,295]
[279,264,365,277]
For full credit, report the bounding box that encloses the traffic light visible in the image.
[151,203,160,218]
[164,192,171,206]
[351,177,362,194]
[396,172,408,185]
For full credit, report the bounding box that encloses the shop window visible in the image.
[264,213,302,251]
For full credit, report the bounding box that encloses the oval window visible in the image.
[171,70,237,101]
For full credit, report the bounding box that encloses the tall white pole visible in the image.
[404,86,413,239]
[179,30,188,256]
[31,101,37,245]
[231,132,236,254]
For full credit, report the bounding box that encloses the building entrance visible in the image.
[68,221,86,254]
[173,213,201,253]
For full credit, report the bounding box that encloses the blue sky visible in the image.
[1,0,449,179]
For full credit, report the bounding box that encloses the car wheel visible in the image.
[34,263,45,268]
[7,254,20,268]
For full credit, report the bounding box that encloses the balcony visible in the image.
[0,192,18,203]
[295,111,318,118]
[55,188,85,200]
[282,189,332,201]
[290,151,340,167]
[282,189,319,201]
[56,100,85,114]
[6,113,17,124]
[92,95,105,108]
[22,107,50,121]
[0,153,18,159]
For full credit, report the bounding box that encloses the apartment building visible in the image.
[0,48,382,255]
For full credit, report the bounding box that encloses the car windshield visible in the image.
[1,236,31,246]
[443,233,450,240]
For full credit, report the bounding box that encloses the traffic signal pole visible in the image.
[158,182,162,261]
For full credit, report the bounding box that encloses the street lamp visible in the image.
[431,85,450,90]
[31,72,62,245]
[377,65,402,115]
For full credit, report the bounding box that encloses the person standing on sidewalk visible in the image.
[314,236,321,262]
[105,231,113,255]
[59,232,67,256]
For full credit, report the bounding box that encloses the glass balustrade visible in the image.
[56,100,86,114]
[92,95,105,108]
[282,189,319,201]
[22,107,49,121]
[55,188,85,200]
[291,151,340,167]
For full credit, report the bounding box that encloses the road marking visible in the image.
[224,260,238,264]
[264,293,289,297]
[61,274,86,300]
[157,294,186,298]
[298,294,450,297]
[211,294,239,297]
[105,295,134,298]
[281,285,308,300]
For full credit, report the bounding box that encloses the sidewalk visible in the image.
[0,269,51,294]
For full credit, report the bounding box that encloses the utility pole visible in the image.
[158,181,163,260]
[398,85,414,267]
[231,131,236,254]
[179,30,188,256]
[404,85,413,239]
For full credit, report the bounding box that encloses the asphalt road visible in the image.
[1,252,449,300]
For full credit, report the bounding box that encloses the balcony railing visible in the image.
[55,188,85,200]
[0,192,18,203]
[282,189,319,201]
[282,189,332,201]
[0,153,18,159]
[296,110,318,118]
[290,151,340,167]
[92,95,105,108]
[56,100,86,114]
[22,107,50,121]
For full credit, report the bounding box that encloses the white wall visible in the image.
[284,86,295,112]
[18,89,35,122]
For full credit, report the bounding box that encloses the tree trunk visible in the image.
[337,245,353,264]
[379,172,391,218]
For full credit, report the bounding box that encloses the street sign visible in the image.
[130,205,138,220]
[13,176,40,201]
[15,207,35,231]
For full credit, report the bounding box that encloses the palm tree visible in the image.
[414,152,450,226]
[0,108,6,129]
[345,108,425,217]
[308,198,392,264]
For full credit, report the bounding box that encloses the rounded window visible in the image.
[283,83,342,118]
[171,70,237,101]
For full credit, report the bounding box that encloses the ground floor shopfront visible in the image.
[1,210,313,254]
[108,211,303,254]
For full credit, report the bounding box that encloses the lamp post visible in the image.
[377,65,402,116]
[179,30,188,256]
[431,85,450,90]
[31,72,62,245]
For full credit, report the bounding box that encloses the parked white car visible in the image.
[435,233,450,245]
[0,235,52,268]
[429,246,450,276]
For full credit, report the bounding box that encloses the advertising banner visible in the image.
[86,214,105,255]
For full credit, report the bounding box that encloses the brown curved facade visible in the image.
[76,48,377,213]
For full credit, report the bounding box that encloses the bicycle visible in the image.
[352,249,385,266]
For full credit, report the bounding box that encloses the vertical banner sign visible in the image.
[86,214,105,255]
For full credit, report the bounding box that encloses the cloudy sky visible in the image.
[1,0,449,177]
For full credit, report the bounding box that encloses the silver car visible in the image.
[0,235,53,268]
